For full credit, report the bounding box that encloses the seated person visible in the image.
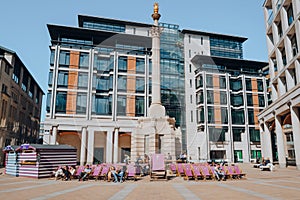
[62,165,71,181]
[53,166,64,180]
[69,166,76,177]
[214,164,226,181]
[78,164,92,181]
[110,166,125,183]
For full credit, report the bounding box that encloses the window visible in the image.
[118,56,127,72]
[59,51,70,66]
[118,75,127,91]
[188,35,191,43]
[50,50,55,66]
[190,79,192,88]
[231,94,244,106]
[136,58,145,74]
[94,56,112,72]
[221,107,228,124]
[220,91,227,105]
[291,35,298,57]
[4,63,10,74]
[233,128,243,141]
[230,78,242,91]
[57,71,68,88]
[251,150,261,160]
[207,90,214,104]
[200,37,203,45]
[209,127,226,142]
[1,84,8,94]
[29,81,34,99]
[248,109,255,125]
[197,107,204,123]
[189,49,191,58]
[22,72,28,92]
[257,79,263,92]
[46,92,51,113]
[1,100,7,119]
[79,52,89,68]
[35,91,40,104]
[231,109,245,124]
[136,77,145,93]
[196,75,203,88]
[55,92,67,113]
[247,93,253,106]
[249,128,260,143]
[48,71,53,86]
[287,5,294,26]
[78,73,88,89]
[207,107,214,123]
[190,95,192,104]
[258,94,265,107]
[189,64,192,73]
[219,76,226,89]
[196,91,204,104]
[191,110,193,122]
[12,63,20,83]
[76,93,87,114]
[92,95,112,115]
[206,74,213,88]
[245,78,252,91]
[117,95,126,116]
[135,96,144,117]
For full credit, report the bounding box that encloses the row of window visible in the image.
[208,126,260,143]
[196,91,265,107]
[196,75,264,92]
[197,107,261,125]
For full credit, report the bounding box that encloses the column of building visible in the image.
[290,106,300,169]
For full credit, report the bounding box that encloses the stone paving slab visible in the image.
[0,164,300,200]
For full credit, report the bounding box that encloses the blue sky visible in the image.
[0,0,267,120]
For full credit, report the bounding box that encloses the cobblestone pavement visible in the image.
[0,164,300,200]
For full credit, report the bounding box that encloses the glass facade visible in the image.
[210,37,243,59]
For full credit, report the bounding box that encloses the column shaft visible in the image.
[80,127,87,165]
[87,129,94,165]
[113,128,119,163]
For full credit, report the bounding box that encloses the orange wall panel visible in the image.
[252,78,258,92]
[213,75,219,88]
[214,91,220,105]
[66,92,77,114]
[126,57,136,116]
[214,107,222,125]
[252,94,259,107]
[70,51,79,69]
[254,108,260,125]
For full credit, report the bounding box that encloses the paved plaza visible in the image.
[0,164,300,200]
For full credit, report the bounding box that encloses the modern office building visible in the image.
[0,46,44,166]
[44,14,268,164]
[258,0,300,169]
[182,30,268,163]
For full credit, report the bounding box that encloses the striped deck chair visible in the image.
[191,164,203,180]
[183,164,194,180]
[233,165,246,178]
[73,166,85,179]
[169,163,177,174]
[91,165,102,180]
[176,163,185,177]
[126,165,137,181]
[220,166,230,179]
[225,165,239,179]
[209,166,217,180]
[200,165,213,180]
[98,165,110,181]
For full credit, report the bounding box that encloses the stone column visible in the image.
[106,130,113,163]
[113,128,119,163]
[80,126,87,165]
[86,128,95,165]
[51,126,58,145]
[263,121,273,162]
[291,106,300,170]
[275,114,286,168]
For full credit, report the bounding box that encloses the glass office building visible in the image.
[44,14,268,164]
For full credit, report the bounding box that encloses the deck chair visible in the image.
[200,165,213,180]
[150,154,166,180]
[183,164,194,180]
[91,165,102,180]
[126,165,137,181]
[233,165,246,178]
[98,165,110,181]
[169,163,177,174]
[209,166,217,180]
[73,166,85,179]
[176,163,185,177]
[225,166,239,179]
[192,164,203,180]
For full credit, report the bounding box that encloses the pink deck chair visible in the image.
[183,164,194,180]
[233,165,246,178]
[91,165,102,180]
[192,164,203,180]
[226,166,239,179]
[200,165,213,180]
[150,154,166,179]
[98,165,110,181]
[169,163,177,174]
[126,164,137,181]
[176,163,185,177]
[74,166,85,179]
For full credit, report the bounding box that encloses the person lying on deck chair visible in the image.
[78,164,92,181]
[110,166,125,183]
[214,164,226,181]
